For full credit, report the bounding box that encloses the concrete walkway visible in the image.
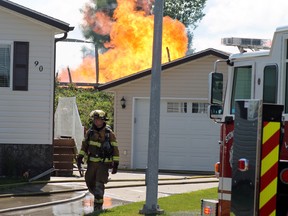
[0,171,219,216]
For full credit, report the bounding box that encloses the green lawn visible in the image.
[86,187,217,216]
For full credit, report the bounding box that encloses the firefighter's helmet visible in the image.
[90,110,108,121]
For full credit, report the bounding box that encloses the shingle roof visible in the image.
[0,0,74,32]
[97,48,230,91]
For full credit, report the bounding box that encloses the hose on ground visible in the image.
[0,178,218,198]
[0,178,218,213]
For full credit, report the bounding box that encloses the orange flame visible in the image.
[58,0,188,84]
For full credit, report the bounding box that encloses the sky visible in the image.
[10,0,288,73]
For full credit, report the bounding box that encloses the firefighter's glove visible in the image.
[111,162,119,174]
[77,155,84,167]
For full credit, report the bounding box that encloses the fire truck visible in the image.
[202,26,288,216]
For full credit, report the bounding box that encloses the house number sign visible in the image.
[34,61,44,72]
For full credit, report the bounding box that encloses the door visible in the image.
[133,98,220,171]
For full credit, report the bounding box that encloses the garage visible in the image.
[99,48,229,170]
[133,98,220,172]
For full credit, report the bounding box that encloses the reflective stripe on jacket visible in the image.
[78,125,119,164]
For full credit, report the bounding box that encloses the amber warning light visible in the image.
[214,162,220,178]
[201,199,218,216]
[204,206,212,214]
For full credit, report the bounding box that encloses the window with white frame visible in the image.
[192,102,209,113]
[0,41,29,91]
[167,102,187,113]
[0,42,12,87]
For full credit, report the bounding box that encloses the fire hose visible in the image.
[0,176,218,213]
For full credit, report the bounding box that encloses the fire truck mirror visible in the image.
[209,72,223,105]
[208,104,223,120]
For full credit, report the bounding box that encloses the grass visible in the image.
[86,187,217,216]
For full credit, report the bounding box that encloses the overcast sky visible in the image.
[11,0,288,72]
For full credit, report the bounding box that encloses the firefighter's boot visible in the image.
[93,182,104,212]
[94,200,103,213]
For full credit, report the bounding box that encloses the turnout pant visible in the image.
[85,161,109,209]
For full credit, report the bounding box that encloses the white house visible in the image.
[0,1,73,178]
[98,48,229,173]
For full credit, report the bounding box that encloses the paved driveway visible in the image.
[0,171,218,216]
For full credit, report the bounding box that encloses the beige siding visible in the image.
[0,9,55,144]
[105,54,228,169]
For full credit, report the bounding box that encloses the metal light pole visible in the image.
[139,0,164,215]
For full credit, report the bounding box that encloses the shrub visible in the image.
[54,84,114,130]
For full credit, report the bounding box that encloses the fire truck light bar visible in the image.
[221,37,271,50]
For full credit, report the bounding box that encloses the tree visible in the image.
[80,0,206,52]
[163,0,206,53]
[163,0,206,28]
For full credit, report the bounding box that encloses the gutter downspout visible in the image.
[52,30,73,176]
[53,31,69,136]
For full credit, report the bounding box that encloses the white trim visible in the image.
[218,177,231,202]
[0,40,13,90]
[49,37,55,144]
[230,51,269,60]
[219,177,231,191]
[218,193,231,201]
[131,97,150,168]
[223,61,255,117]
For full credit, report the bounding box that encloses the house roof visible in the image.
[97,48,230,91]
[0,0,74,32]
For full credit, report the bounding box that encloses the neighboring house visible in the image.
[98,48,229,172]
[0,1,73,178]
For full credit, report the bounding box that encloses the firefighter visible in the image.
[77,110,119,212]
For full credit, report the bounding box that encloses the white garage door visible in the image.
[133,98,220,172]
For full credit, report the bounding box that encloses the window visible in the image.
[231,66,252,114]
[0,41,29,91]
[263,65,278,103]
[0,43,12,87]
[192,103,208,113]
[167,102,187,113]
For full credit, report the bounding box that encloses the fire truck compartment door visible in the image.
[231,100,261,216]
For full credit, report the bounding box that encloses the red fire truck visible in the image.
[203,26,288,216]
